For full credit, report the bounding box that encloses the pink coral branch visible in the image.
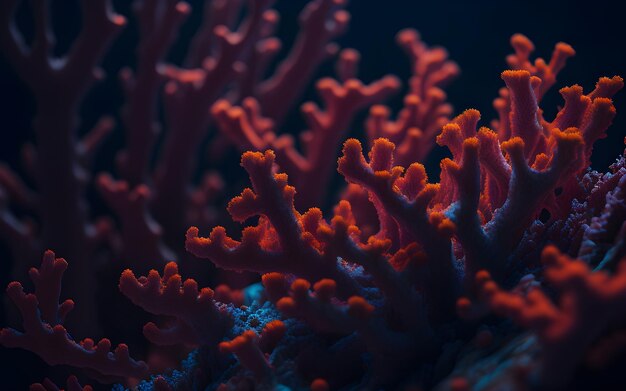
[0,168,39,272]
[212,97,276,152]
[0,0,125,102]
[433,69,615,279]
[501,70,544,158]
[258,319,286,353]
[27,251,75,325]
[185,0,244,68]
[493,34,575,138]
[489,128,585,251]
[231,10,281,101]
[276,279,372,334]
[77,117,115,170]
[440,137,488,274]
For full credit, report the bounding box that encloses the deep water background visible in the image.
[0,0,625,389]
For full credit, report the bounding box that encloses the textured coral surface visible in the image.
[1,1,625,390]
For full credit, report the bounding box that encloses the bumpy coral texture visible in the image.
[0,1,625,390]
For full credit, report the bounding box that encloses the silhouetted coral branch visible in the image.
[30,376,92,391]
[119,262,231,346]
[1,251,147,382]
[476,246,626,389]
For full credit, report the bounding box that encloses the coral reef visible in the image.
[1,0,625,390]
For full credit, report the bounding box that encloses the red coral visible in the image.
[310,378,329,391]
[337,138,458,313]
[1,251,147,382]
[220,330,272,379]
[0,0,126,335]
[30,376,92,391]
[116,0,191,187]
[0,0,624,388]
[433,68,621,278]
[119,262,231,346]
[276,278,373,334]
[493,34,574,137]
[218,320,285,384]
[274,275,428,386]
[186,150,360,295]
[476,246,626,388]
[258,319,287,353]
[97,175,171,270]
[366,28,458,166]
[213,48,400,209]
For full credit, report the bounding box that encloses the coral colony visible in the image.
[1,0,625,390]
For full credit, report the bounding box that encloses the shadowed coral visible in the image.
[0,1,625,390]
[30,376,92,391]
[218,320,285,381]
[185,39,623,386]
[475,246,626,389]
[366,28,458,166]
[1,251,147,382]
[0,0,126,336]
[119,262,231,346]
[186,150,361,295]
[212,51,400,208]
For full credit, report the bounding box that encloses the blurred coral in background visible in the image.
[0,0,625,390]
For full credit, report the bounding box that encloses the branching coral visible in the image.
[0,0,126,335]
[366,28,458,166]
[1,251,147,382]
[185,33,625,388]
[472,245,626,389]
[0,1,625,390]
[119,262,232,347]
[30,376,92,391]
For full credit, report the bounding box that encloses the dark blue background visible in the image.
[1,0,625,172]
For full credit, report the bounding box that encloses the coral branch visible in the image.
[219,330,271,379]
[338,138,458,313]
[315,205,429,330]
[367,29,458,165]
[97,174,171,270]
[0,0,126,336]
[117,0,190,185]
[257,0,350,124]
[119,262,231,346]
[30,376,92,391]
[214,49,400,208]
[505,33,575,101]
[477,246,626,388]
[1,251,147,381]
[186,150,360,295]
